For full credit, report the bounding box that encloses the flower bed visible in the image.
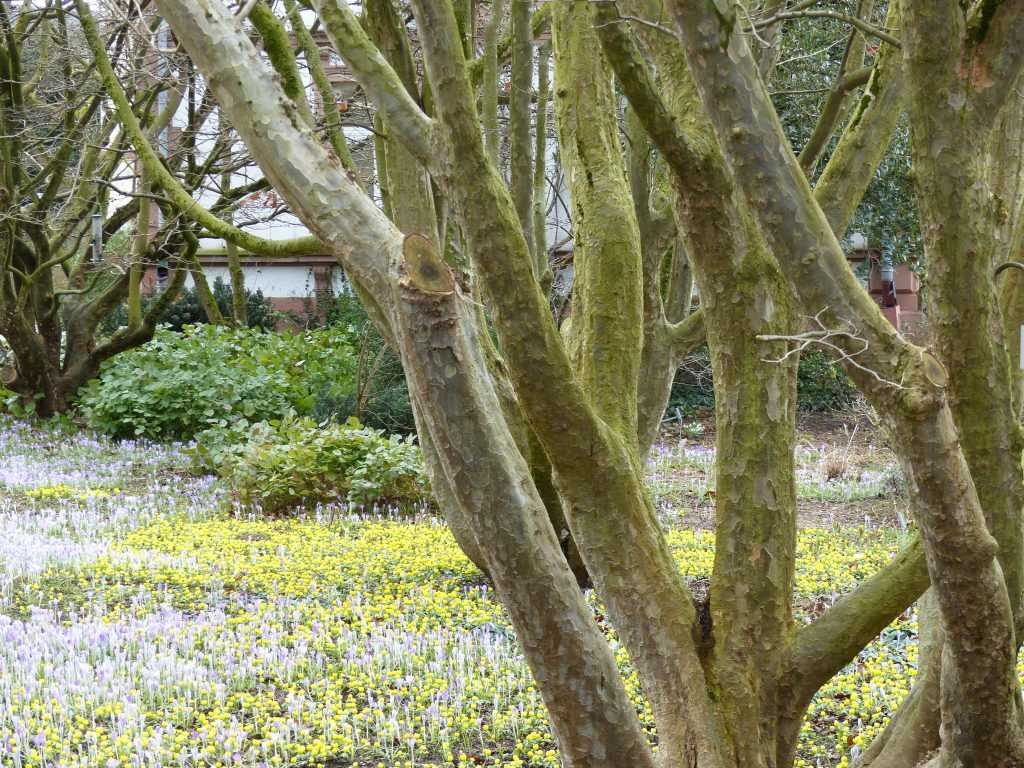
[0,417,987,768]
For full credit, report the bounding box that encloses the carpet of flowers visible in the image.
[0,418,993,767]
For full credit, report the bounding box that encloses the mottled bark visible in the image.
[899,8,1024,763]
[755,0,786,83]
[901,0,1024,635]
[993,81,1024,418]
[551,1,644,441]
[597,10,801,764]
[326,0,484,573]
[152,1,659,761]
[626,107,693,456]
[395,235,656,767]
[316,0,591,587]
[666,0,1024,764]
[596,3,931,763]
[1000,262,1024,421]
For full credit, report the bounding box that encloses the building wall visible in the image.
[140,257,348,325]
[182,264,346,297]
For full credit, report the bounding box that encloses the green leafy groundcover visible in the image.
[78,325,358,440]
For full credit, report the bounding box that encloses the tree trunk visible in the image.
[601,9,802,761]
[152,1,1024,766]
[226,240,248,326]
[395,234,658,767]
[551,1,644,441]
[665,0,1024,762]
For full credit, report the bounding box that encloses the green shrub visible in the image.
[667,346,857,416]
[796,349,859,411]
[79,325,357,440]
[314,292,416,434]
[0,386,17,413]
[240,325,359,414]
[281,289,416,433]
[165,278,279,331]
[187,418,254,471]
[0,389,48,418]
[192,415,428,513]
[100,278,278,335]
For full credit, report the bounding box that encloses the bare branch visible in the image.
[758,308,906,390]
[313,0,436,168]
[754,6,902,49]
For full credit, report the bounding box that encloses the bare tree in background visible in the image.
[0,0,327,413]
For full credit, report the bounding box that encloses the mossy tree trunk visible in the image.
[897,8,1024,762]
[666,0,1024,763]
[596,4,802,762]
[550,2,644,442]
[156,0,1024,766]
[902,3,1024,625]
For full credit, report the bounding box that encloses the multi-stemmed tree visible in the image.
[656,3,1024,764]
[144,0,1024,765]
[0,0,325,414]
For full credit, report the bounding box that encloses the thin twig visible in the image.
[758,307,905,389]
[755,9,901,48]
[587,0,678,37]
[235,0,259,21]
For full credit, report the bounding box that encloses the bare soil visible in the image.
[653,410,906,530]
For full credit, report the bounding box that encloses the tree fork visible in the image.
[395,232,659,767]
[665,0,1024,762]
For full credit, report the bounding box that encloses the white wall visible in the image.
[184,265,346,297]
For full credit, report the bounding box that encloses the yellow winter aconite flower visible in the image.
[2,511,935,768]
[0,414,981,768]
[24,483,122,501]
